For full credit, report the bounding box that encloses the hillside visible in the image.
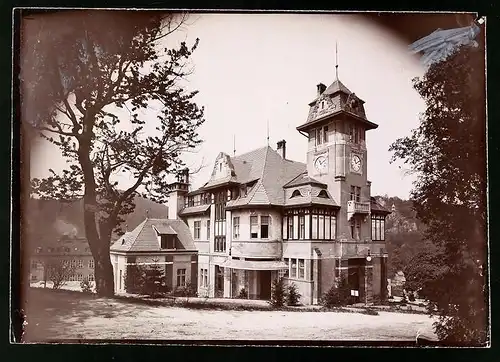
[24,196,168,247]
[374,195,426,278]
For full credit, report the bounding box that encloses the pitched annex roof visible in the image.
[110,218,196,253]
[178,204,210,216]
[370,197,392,215]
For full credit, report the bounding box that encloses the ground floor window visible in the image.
[88,273,94,281]
[200,268,208,287]
[286,258,307,280]
[177,268,186,287]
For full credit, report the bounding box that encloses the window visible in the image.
[291,189,302,198]
[351,217,361,240]
[288,216,294,240]
[298,259,305,279]
[214,190,226,253]
[207,220,210,239]
[371,215,386,241]
[260,216,270,239]
[291,259,297,278]
[315,126,328,146]
[280,259,290,278]
[200,268,208,287]
[77,273,83,281]
[161,235,175,249]
[250,216,259,238]
[288,258,306,280]
[299,215,305,239]
[219,163,222,172]
[77,259,83,268]
[194,221,201,239]
[318,190,329,198]
[350,186,361,202]
[177,269,186,287]
[88,273,94,281]
[31,260,38,269]
[71,259,77,268]
[311,214,318,239]
[233,217,240,239]
[119,270,122,290]
[35,247,42,254]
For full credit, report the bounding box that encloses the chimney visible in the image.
[317,83,326,97]
[277,140,286,159]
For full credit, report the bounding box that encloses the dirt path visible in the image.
[22,288,436,342]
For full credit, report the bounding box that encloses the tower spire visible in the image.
[335,41,339,80]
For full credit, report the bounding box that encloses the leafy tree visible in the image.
[389,44,487,344]
[124,263,146,294]
[23,11,205,296]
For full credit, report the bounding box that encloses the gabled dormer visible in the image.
[152,224,183,250]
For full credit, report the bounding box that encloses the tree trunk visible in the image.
[94,241,115,297]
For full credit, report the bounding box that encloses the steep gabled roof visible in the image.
[224,146,306,208]
[110,218,197,253]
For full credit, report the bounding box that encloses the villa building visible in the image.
[168,76,391,305]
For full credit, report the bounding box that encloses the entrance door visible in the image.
[259,270,272,300]
[215,266,224,298]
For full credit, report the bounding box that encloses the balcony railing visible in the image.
[347,200,371,214]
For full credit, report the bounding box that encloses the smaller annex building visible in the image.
[110,218,198,294]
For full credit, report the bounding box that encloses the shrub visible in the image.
[401,291,408,305]
[173,282,197,298]
[287,283,301,306]
[320,277,351,308]
[269,278,286,308]
[80,279,94,294]
[237,288,248,299]
[361,308,379,316]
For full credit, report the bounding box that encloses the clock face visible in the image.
[314,155,328,172]
[351,155,362,172]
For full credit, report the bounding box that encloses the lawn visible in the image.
[22,288,436,342]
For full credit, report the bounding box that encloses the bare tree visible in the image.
[44,260,77,290]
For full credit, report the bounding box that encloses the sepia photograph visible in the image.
[14,9,489,346]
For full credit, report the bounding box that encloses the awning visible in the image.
[215,258,288,271]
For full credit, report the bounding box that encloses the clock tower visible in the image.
[296,77,379,243]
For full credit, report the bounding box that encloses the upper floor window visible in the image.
[349,123,365,144]
[89,259,94,269]
[233,217,240,239]
[350,186,361,202]
[250,216,259,239]
[371,215,386,241]
[161,234,175,249]
[318,190,329,198]
[315,126,328,146]
[194,221,201,239]
[291,189,302,198]
[260,216,270,239]
[206,220,210,239]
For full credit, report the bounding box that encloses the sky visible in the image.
[30,13,426,199]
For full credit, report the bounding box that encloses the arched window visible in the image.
[291,190,302,198]
[318,190,329,199]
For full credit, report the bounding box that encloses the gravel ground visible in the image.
[22,288,436,342]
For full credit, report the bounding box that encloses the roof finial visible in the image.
[266,119,270,146]
[233,134,236,156]
[335,41,339,80]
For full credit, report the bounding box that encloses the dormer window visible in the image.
[315,126,328,146]
[161,235,176,249]
[291,190,302,198]
[318,190,329,199]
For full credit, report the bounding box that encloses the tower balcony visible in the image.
[347,200,371,221]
